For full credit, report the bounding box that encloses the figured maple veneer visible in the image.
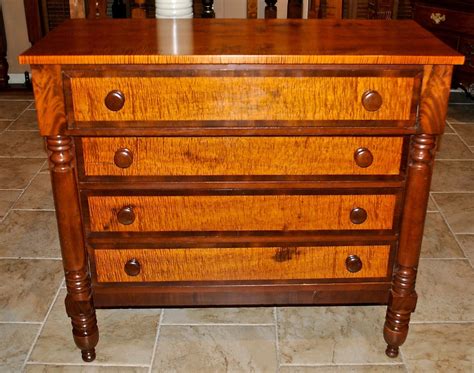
[93,245,391,282]
[87,194,397,232]
[70,76,415,122]
[81,136,404,176]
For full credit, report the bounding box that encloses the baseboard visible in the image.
[8,73,26,85]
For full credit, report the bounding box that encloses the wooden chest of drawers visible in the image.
[20,19,463,362]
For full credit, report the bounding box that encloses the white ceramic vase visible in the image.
[156,0,193,18]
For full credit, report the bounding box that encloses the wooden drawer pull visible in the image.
[104,90,125,111]
[124,258,141,276]
[117,206,135,225]
[350,207,367,224]
[345,255,363,273]
[361,90,383,112]
[114,148,134,169]
[354,147,373,168]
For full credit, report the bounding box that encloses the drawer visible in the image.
[87,194,397,232]
[414,4,474,35]
[80,136,404,177]
[68,75,416,123]
[93,245,391,283]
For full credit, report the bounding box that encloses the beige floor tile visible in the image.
[0,158,45,189]
[31,289,160,365]
[14,174,54,210]
[456,235,474,265]
[426,195,437,212]
[444,123,454,133]
[152,325,276,372]
[9,110,39,131]
[431,161,474,192]
[0,259,63,322]
[402,323,473,373]
[163,307,274,324]
[0,323,40,372]
[451,122,474,147]
[0,210,60,258]
[278,306,399,365]
[421,213,465,258]
[0,101,31,120]
[25,365,148,372]
[412,259,474,322]
[279,365,406,373]
[436,134,474,159]
[0,131,46,158]
[39,161,50,173]
[447,105,474,123]
[431,193,474,234]
[0,190,22,220]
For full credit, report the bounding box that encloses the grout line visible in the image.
[1,159,48,223]
[148,309,164,373]
[0,257,62,260]
[274,307,281,373]
[0,321,42,325]
[0,188,23,191]
[159,322,276,326]
[25,362,151,368]
[21,280,64,372]
[279,363,406,367]
[430,197,474,269]
[2,102,33,132]
[410,320,473,324]
[11,208,56,212]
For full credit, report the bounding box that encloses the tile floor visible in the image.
[0,91,472,373]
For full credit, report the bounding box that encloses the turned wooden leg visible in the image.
[384,134,436,357]
[47,136,99,362]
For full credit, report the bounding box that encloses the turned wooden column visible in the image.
[47,136,99,362]
[383,133,436,358]
[201,0,215,18]
[265,0,278,18]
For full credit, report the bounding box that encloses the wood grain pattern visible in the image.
[19,19,465,66]
[418,64,453,134]
[70,76,414,122]
[31,65,67,136]
[94,245,391,282]
[69,0,86,19]
[81,136,404,176]
[87,194,397,232]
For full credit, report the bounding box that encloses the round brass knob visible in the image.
[117,206,135,225]
[114,148,133,169]
[361,90,383,112]
[350,207,367,224]
[345,255,363,273]
[124,258,141,276]
[354,147,373,168]
[104,90,125,112]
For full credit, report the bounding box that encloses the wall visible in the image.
[0,0,31,81]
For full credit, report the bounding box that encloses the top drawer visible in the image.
[64,67,421,128]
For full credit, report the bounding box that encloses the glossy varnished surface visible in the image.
[81,136,404,176]
[87,194,397,232]
[93,245,391,282]
[19,19,464,65]
[69,76,415,121]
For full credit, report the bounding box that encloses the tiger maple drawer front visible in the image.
[80,136,404,177]
[66,74,417,124]
[87,194,397,232]
[93,245,391,283]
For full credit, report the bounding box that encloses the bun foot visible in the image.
[81,349,96,362]
[385,345,399,358]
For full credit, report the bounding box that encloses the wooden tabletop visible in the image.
[19,19,464,65]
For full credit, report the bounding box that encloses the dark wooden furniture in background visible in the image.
[414,0,474,96]
[20,19,463,362]
[0,6,8,88]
